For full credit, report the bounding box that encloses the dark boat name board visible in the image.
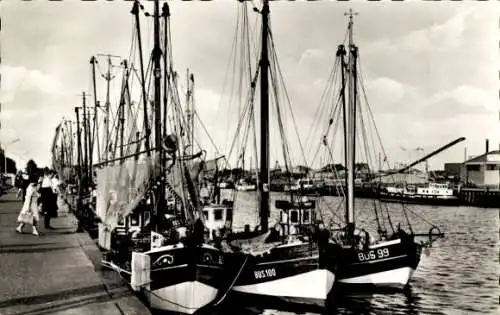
[254,268,277,280]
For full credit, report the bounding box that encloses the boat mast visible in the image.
[69,121,74,170]
[259,0,270,233]
[81,92,88,179]
[337,43,347,222]
[104,57,112,161]
[75,107,83,182]
[86,93,92,180]
[90,56,100,165]
[152,0,164,232]
[190,74,195,157]
[345,9,358,238]
[131,0,152,156]
[119,60,128,161]
[162,3,170,146]
[185,69,195,156]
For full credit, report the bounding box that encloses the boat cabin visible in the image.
[113,197,152,238]
[417,183,453,196]
[235,179,257,191]
[297,178,315,187]
[285,178,316,192]
[275,198,317,236]
[202,201,233,240]
[416,182,453,196]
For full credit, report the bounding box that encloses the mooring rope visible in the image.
[213,255,249,306]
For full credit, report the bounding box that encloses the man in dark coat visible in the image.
[40,169,57,229]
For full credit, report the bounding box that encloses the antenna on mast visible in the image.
[344,8,358,46]
[344,8,358,23]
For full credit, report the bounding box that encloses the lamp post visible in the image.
[4,138,20,175]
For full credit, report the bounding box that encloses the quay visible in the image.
[0,190,151,315]
[458,187,500,208]
[318,184,500,208]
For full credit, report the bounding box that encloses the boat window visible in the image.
[226,207,233,220]
[290,210,299,223]
[117,215,125,226]
[303,210,310,223]
[466,165,480,171]
[203,211,209,221]
[130,212,140,226]
[214,209,223,221]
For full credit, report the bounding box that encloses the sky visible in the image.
[1,0,499,171]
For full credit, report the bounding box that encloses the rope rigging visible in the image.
[306,22,445,243]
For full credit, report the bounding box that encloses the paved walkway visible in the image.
[0,190,151,315]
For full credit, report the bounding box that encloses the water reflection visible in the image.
[326,286,422,315]
[204,286,423,315]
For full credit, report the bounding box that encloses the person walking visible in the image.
[19,172,30,202]
[19,160,39,202]
[51,171,61,216]
[40,169,57,230]
[16,175,40,235]
[14,171,23,200]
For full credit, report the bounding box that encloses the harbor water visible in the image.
[198,191,499,315]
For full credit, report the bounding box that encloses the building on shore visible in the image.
[462,152,500,190]
[444,163,462,180]
[453,140,500,190]
[376,172,428,185]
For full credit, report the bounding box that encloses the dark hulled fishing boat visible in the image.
[310,10,444,290]
[221,0,340,306]
[92,1,235,313]
[225,191,339,304]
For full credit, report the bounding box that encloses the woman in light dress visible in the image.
[16,176,40,235]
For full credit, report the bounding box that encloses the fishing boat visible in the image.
[283,178,318,195]
[89,1,237,313]
[216,1,340,306]
[234,178,257,191]
[309,10,444,290]
[380,181,461,206]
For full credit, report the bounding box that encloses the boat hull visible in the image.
[132,243,226,314]
[230,241,339,304]
[336,237,421,289]
[379,194,461,206]
[147,280,218,314]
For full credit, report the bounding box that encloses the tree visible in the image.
[320,163,345,172]
[355,163,371,173]
[0,149,17,174]
[25,159,40,179]
[295,165,311,174]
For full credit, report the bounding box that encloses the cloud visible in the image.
[0,65,64,104]
[362,5,498,95]
[364,77,408,112]
[0,64,70,167]
[1,1,498,170]
[298,48,327,65]
[429,85,497,113]
[401,8,471,53]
